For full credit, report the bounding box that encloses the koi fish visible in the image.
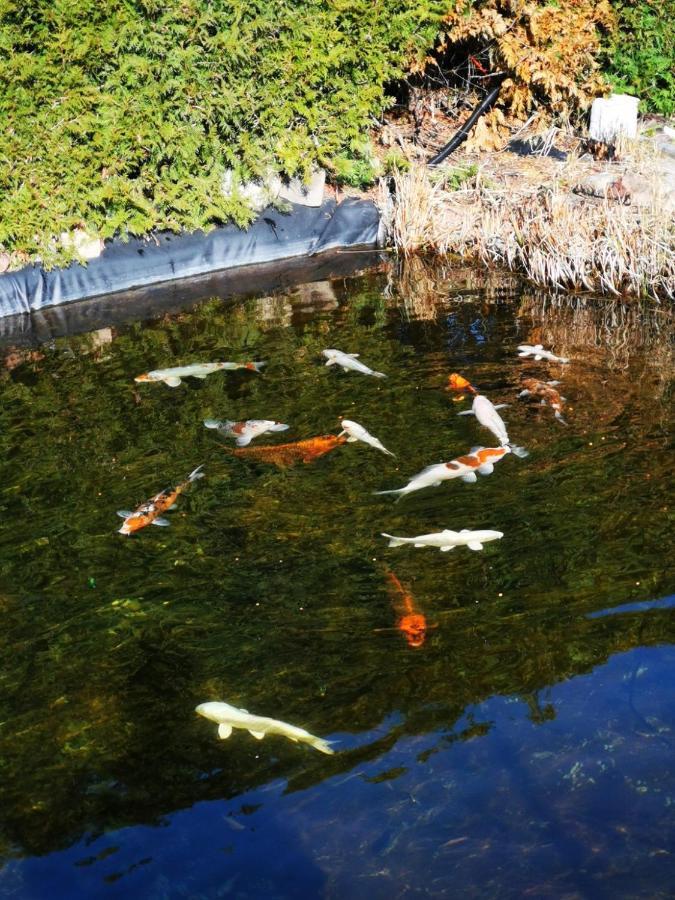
[375,445,508,500]
[338,419,394,457]
[195,701,334,755]
[117,465,205,535]
[322,349,386,378]
[446,372,478,401]
[231,434,347,468]
[458,394,529,458]
[135,361,266,387]
[518,378,567,424]
[385,570,434,648]
[517,344,570,364]
[204,419,289,447]
[381,528,503,552]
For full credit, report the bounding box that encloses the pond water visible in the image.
[0,261,673,898]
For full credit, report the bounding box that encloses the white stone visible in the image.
[221,169,325,211]
[60,228,104,261]
[589,94,639,143]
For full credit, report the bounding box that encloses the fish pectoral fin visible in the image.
[456,410,475,416]
[517,389,530,397]
[439,546,454,551]
[534,355,543,361]
[346,436,359,443]
[151,517,171,526]
[413,543,426,548]
[461,472,478,483]
[467,541,484,551]
[116,510,134,518]
[493,403,509,409]
[192,373,209,379]
[218,724,233,739]
[477,463,494,475]
[248,730,266,740]
[348,353,360,358]
[235,436,252,447]
[325,359,337,366]
[164,376,183,387]
[341,367,351,372]
[547,380,561,386]
[460,528,470,533]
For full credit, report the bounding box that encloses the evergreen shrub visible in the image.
[0,0,448,265]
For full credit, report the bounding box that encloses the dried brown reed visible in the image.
[381,165,675,301]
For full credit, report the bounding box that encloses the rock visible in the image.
[60,229,104,261]
[573,173,631,204]
[221,169,325,211]
[589,94,639,144]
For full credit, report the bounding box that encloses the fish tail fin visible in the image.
[382,448,396,458]
[203,419,223,430]
[381,533,406,548]
[374,488,403,498]
[188,465,206,482]
[249,361,266,373]
[372,371,387,379]
[554,411,568,426]
[309,736,335,755]
[508,443,529,459]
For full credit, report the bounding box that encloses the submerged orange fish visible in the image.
[385,570,435,648]
[231,434,347,468]
[446,372,478,402]
[518,378,567,424]
[117,466,205,535]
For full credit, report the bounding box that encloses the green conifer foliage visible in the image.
[0,1,447,266]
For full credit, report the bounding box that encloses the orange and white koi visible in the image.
[135,361,265,387]
[375,445,508,500]
[518,378,567,424]
[385,570,434,648]
[116,465,205,535]
[204,418,289,446]
[446,372,478,401]
[458,394,529,458]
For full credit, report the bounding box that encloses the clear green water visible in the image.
[0,267,673,898]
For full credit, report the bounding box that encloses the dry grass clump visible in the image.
[381,166,675,301]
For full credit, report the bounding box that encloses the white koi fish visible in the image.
[339,419,394,457]
[322,349,386,378]
[135,361,266,387]
[458,395,529,458]
[382,528,503,552]
[204,419,289,447]
[517,344,570,364]
[195,701,334,755]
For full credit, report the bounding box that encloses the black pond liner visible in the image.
[0,197,384,344]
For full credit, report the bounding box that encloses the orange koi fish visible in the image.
[231,434,347,468]
[446,372,478,402]
[117,466,205,535]
[518,378,567,424]
[385,570,435,648]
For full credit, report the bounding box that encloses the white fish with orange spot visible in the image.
[375,445,509,500]
[195,701,335,754]
[339,419,394,457]
[382,528,503,552]
[322,349,386,378]
[458,394,529,458]
[135,361,266,387]
[517,344,570,364]
[204,418,289,447]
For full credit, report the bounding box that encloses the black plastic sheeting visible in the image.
[0,197,382,320]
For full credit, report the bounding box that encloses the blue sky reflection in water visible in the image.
[0,265,673,898]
